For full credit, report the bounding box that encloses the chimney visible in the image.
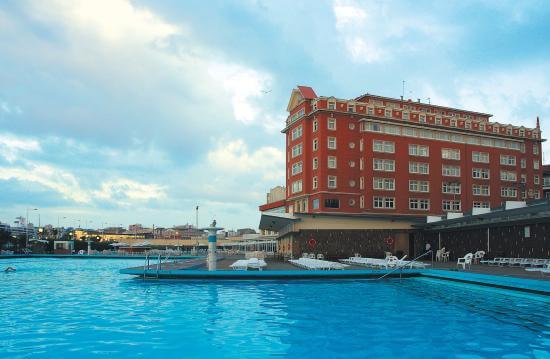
[417,98,421,103]
[400,96,403,101]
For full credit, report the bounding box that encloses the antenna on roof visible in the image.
[402,80,405,99]
[426,97,431,105]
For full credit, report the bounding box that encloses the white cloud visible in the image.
[208,63,272,124]
[0,134,41,163]
[27,0,182,45]
[0,163,90,203]
[333,0,454,63]
[94,179,167,204]
[207,139,284,181]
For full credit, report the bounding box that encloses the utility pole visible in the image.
[196,205,199,229]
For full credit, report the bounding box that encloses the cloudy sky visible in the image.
[0,0,549,230]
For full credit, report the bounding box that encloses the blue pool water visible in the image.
[0,258,549,358]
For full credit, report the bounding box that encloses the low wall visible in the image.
[416,222,550,260]
[285,229,411,259]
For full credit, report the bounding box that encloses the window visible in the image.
[313,157,318,170]
[524,226,530,238]
[360,158,364,170]
[534,160,540,170]
[450,119,457,127]
[359,139,364,152]
[328,102,335,110]
[373,140,395,153]
[312,198,319,209]
[348,104,355,113]
[500,155,516,166]
[327,137,337,149]
[291,125,303,140]
[409,144,429,157]
[324,199,339,208]
[373,159,395,172]
[360,195,364,208]
[409,162,429,174]
[291,162,302,175]
[473,201,490,208]
[409,180,429,192]
[442,200,461,212]
[442,182,461,194]
[545,176,550,187]
[472,168,490,180]
[534,175,539,185]
[472,185,490,196]
[349,142,355,149]
[328,176,337,188]
[419,115,426,123]
[533,144,539,155]
[328,118,336,130]
[359,177,364,189]
[501,187,517,198]
[313,176,318,189]
[349,123,355,130]
[472,151,489,163]
[442,148,460,160]
[367,107,374,115]
[373,197,395,209]
[291,180,302,193]
[521,159,526,169]
[313,119,318,132]
[349,160,355,168]
[312,138,318,151]
[373,178,395,191]
[291,143,302,158]
[328,156,337,169]
[385,109,391,118]
[403,112,410,120]
[289,108,305,124]
[442,165,461,177]
[409,198,429,210]
[500,171,517,182]
[521,174,526,183]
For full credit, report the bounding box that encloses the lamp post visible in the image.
[26,208,38,248]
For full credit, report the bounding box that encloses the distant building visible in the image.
[543,164,550,199]
[237,228,257,236]
[259,186,287,236]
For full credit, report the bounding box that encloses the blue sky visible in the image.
[0,0,549,230]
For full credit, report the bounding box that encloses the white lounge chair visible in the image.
[230,260,249,271]
[457,253,473,270]
[316,254,324,260]
[473,251,485,264]
[247,258,267,271]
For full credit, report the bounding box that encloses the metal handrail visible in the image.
[376,250,433,280]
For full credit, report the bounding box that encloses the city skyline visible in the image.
[1,0,550,229]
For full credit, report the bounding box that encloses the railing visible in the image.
[376,250,433,280]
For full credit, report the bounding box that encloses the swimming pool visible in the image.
[1,258,548,358]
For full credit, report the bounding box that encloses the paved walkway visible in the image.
[430,261,549,281]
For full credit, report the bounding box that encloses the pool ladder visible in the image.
[376,250,433,280]
[143,254,164,279]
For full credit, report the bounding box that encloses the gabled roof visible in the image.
[287,86,317,112]
[297,86,317,99]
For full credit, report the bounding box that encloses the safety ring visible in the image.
[384,237,394,245]
[307,238,317,249]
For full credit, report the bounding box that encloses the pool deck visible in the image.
[0,254,200,260]
[119,257,550,295]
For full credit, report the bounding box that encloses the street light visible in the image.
[26,208,38,248]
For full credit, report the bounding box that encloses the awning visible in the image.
[259,213,299,232]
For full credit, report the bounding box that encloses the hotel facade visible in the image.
[281,86,544,217]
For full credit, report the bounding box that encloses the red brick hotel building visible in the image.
[278,86,544,216]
